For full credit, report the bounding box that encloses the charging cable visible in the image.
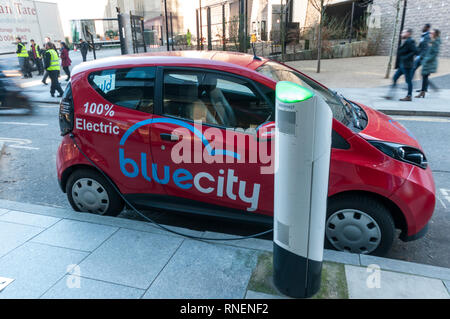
[69,134,273,241]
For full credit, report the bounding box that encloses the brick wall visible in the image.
[369,0,450,57]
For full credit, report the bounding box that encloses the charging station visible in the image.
[273,81,332,298]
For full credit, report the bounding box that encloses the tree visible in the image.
[309,0,331,73]
[385,0,402,78]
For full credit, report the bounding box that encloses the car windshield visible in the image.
[256,61,351,126]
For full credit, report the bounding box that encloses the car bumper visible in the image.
[400,222,429,242]
[389,165,435,241]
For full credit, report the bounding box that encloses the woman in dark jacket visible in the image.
[60,42,72,81]
[416,29,441,98]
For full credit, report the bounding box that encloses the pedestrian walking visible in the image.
[186,29,192,46]
[412,24,431,78]
[385,29,418,101]
[16,37,32,78]
[79,39,89,62]
[416,29,441,98]
[30,39,44,75]
[43,42,64,97]
[60,42,71,81]
[42,41,59,85]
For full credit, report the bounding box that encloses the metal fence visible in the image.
[127,1,372,61]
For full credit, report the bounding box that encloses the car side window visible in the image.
[201,73,273,129]
[163,70,273,129]
[163,71,217,124]
[88,67,155,114]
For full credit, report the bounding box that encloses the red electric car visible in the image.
[57,51,435,256]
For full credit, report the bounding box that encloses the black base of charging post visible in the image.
[273,243,322,298]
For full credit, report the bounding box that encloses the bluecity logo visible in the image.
[118,118,273,212]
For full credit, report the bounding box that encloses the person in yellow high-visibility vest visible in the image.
[16,37,32,78]
[186,29,191,46]
[43,42,64,97]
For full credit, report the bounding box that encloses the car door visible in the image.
[149,67,274,216]
[84,66,166,197]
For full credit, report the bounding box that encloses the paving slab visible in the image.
[323,250,361,266]
[201,231,273,252]
[0,242,88,298]
[143,240,258,299]
[360,254,450,281]
[69,211,205,239]
[78,228,183,289]
[31,219,118,252]
[0,210,60,228]
[0,221,44,258]
[345,265,449,299]
[0,199,74,219]
[41,275,144,299]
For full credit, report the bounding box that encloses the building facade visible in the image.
[369,0,449,57]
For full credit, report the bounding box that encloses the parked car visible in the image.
[57,51,435,256]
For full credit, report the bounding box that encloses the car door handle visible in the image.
[160,133,179,142]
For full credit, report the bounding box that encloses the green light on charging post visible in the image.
[276,81,314,103]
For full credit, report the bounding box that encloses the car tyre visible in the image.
[325,194,395,256]
[66,168,124,216]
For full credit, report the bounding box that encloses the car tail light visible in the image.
[59,83,74,136]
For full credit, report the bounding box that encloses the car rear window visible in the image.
[88,67,156,114]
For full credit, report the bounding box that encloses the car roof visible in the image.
[72,50,269,77]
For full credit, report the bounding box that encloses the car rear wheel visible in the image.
[66,169,124,216]
[325,195,395,256]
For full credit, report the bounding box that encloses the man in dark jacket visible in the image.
[388,29,418,101]
[413,24,431,75]
[30,39,44,75]
[79,39,89,62]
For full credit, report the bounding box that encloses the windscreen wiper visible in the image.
[331,90,362,129]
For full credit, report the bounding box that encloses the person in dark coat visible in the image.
[43,42,64,97]
[386,29,418,101]
[413,24,431,77]
[416,29,441,98]
[30,39,44,75]
[60,42,72,81]
[79,39,89,62]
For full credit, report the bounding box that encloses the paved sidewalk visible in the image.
[337,87,450,117]
[286,56,450,89]
[288,56,450,117]
[0,199,448,299]
[287,56,450,116]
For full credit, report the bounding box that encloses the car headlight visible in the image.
[368,141,428,169]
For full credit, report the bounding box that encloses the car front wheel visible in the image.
[66,169,124,216]
[325,195,395,256]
